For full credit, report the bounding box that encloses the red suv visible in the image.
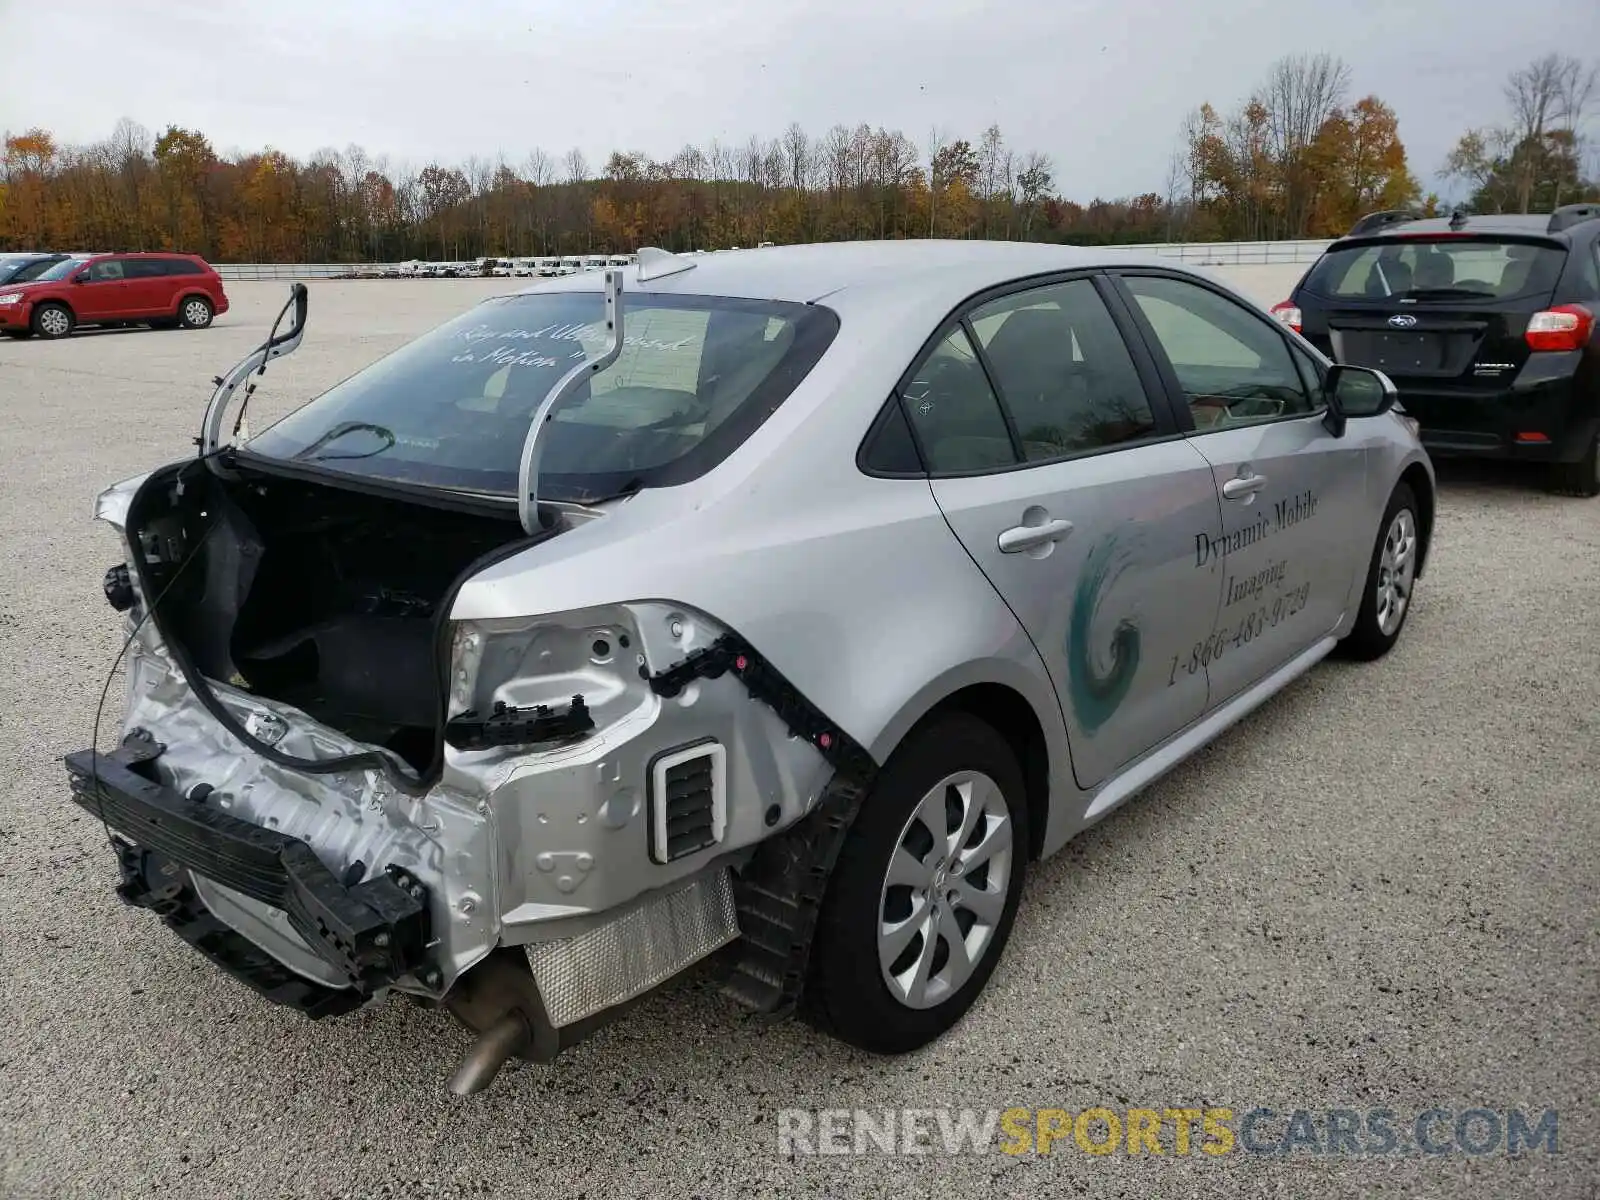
[0,252,229,339]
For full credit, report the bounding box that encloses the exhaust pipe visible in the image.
[447,1011,531,1096]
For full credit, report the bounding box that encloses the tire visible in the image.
[806,713,1029,1054]
[178,295,214,329]
[31,303,74,339]
[1337,481,1420,662]
[1548,432,1600,498]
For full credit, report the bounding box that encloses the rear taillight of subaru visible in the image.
[1524,304,1594,352]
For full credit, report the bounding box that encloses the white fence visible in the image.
[210,239,1334,281]
[1108,238,1332,265]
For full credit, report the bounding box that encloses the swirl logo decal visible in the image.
[1067,534,1141,734]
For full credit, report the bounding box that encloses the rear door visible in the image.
[904,272,1226,790]
[121,258,173,315]
[1297,236,1569,452]
[1111,269,1368,708]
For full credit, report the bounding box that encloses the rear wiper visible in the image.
[290,421,397,462]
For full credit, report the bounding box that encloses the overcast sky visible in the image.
[2,0,1594,201]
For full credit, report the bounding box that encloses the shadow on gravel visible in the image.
[1431,456,1555,496]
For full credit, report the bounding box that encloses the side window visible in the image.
[1288,340,1326,398]
[859,397,924,475]
[901,327,1017,473]
[87,259,127,282]
[1581,243,1600,298]
[1122,274,1315,429]
[969,278,1158,460]
[14,258,58,283]
[163,258,202,276]
[124,259,166,279]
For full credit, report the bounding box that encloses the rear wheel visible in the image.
[1548,432,1600,498]
[31,303,74,339]
[179,295,214,329]
[1337,482,1420,662]
[806,713,1028,1053]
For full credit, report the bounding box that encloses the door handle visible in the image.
[998,518,1074,554]
[1222,473,1267,500]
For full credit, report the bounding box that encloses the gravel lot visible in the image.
[2,276,1596,1199]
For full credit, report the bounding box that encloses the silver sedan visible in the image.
[69,240,1433,1093]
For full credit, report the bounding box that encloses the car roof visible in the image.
[511,239,1174,306]
[1345,213,1588,243]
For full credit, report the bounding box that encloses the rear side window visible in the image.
[245,291,839,502]
[900,327,1017,473]
[968,279,1157,460]
[124,259,167,279]
[1302,238,1567,301]
[162,258,205,276]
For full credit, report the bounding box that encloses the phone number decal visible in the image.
[1168,582,1311,686]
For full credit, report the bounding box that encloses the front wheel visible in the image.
[178,295,214,329]
[1548,433,1599,498]
[31,303,74,339]
[1337,481,1420,662]
[806,713,1028,1053]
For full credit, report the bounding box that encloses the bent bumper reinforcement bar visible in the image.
[64,737,432,1002]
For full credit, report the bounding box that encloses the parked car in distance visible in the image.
[1272,203,1600,496]
[0,252,75,287]
[70,241,1433,1095]
[0,252,229,340]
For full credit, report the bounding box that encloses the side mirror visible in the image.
[1323,363,1397,437]
[72,272,88,284]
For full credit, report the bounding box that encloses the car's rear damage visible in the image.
[71,452,871,1092]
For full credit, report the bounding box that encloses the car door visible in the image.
[121,258,174,315]
[903,273,1226,790]
[1110,269,1369,708]
[75,257,135,320]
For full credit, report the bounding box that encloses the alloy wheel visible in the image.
[38,308,70,337]
[1375,508,1417,636]
[877,770,1013,1010]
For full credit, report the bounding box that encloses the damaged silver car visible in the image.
[67,242,1435,1093]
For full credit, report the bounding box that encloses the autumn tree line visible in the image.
[2,53,1595,264]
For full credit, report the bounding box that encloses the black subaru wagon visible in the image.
[1272,203,1600,497]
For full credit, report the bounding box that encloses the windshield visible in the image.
[1302,238,1567,301]
[245,290,839,501]
[34,257,87,283]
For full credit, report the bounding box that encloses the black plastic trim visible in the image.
[112,839,365,1018]
[645,633,878,785]
[722,773,869,1017]
[445,696,594,751]
[65,739,431,992]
